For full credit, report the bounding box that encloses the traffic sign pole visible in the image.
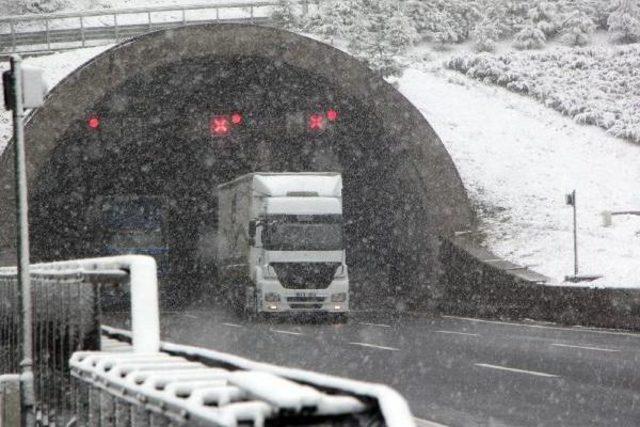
[9,54,35,427]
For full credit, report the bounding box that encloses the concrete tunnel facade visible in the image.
[0,24,475,309]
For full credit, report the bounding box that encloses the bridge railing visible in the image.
[0,1,283,54]
[0,255,159,425]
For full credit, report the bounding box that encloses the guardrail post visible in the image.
[10,21,16,53]
[148,12,152,31]
[216,8,220,21]
[0,375,22,426]
[80,16,85,47]
[250,5,255,24]
[45,19,50,51]
[181,9,186,26]
[114,14,119,42]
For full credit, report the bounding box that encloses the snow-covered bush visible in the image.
[22,0,67,13]
[513,24,547,49]
[607,0,640,43]
[472,19,500,52]
[560,9,597,46]
[446,45,640,143]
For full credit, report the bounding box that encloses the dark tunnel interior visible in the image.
[28,55,434,310]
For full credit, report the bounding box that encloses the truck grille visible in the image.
[286,297,326,303]
[271,262,340,290]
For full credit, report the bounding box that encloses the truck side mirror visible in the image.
[248,220,258,246]
[249,220,257,238]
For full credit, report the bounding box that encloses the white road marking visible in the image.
[360,322,392,328]
[414,417,449,427]
[271,329,304,336]
[349,342,399,351]
[222,322,243,328]
[475,363,559,378]
[551,343,620,352]
[435,330,479,337]
[443,315,640,337]
[182,314,199,319]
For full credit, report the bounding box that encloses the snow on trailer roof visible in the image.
[218,172,342,198]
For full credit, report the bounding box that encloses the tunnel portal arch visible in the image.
[0,24,474,309]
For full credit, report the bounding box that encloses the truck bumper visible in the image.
[256,278,349,313]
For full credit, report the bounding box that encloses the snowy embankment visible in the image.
[398,63,640,288]
[1,44,638,288]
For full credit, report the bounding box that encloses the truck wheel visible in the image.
[330,313,349,324]
[244,286,258,320]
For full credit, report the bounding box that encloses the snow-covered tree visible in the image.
[607,0,640,43]
[513,24,547,49]
[349,0,419,76]
[271,0,301,31]
[560,9,597,46]
[483,0,532,38]
[406,0,482,44]
[528,1,561,36]
[473,19,500,52]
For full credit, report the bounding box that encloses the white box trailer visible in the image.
[216,172,349,317]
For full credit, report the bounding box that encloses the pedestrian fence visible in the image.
[0,255,415,426]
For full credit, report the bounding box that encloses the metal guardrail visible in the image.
[68,325,415,426]
[0,255,159,425]
[0,1,284,55]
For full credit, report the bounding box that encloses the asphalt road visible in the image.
[110,305,640,426]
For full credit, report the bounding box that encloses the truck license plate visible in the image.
[295,292,317,298]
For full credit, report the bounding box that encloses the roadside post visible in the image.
[565,190,578,276]
[2,54,47,426]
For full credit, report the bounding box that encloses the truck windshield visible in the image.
[264,215,343,251]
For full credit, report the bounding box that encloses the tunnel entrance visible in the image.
[0,24,474,311]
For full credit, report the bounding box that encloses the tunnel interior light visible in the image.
[326,108,338,122]
[309,113,325,131]
[87,115,100,130]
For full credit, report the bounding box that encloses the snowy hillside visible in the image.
[446,44,640,143]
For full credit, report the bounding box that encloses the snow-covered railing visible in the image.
[70,325,415,426]
[0,255,159,425]
[0,1,284,55]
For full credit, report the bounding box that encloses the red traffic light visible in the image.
[87,115,100,130]
[309,113,325,131]
[231,112,243,125]
[326,108,338,122]
[210,116,230,136]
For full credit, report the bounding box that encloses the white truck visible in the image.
[216,172,349,318]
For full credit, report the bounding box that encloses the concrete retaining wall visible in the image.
[439,237,640,331]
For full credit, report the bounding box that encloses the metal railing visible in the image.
[0,255,159,425]
[0,1,282,54]
[68,325,415,426]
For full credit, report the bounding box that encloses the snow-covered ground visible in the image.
[1,40,638,288]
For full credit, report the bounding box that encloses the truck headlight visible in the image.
[331,293,347,302]
[265,292,281,302]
